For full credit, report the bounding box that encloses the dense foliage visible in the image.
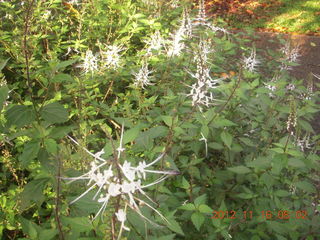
[0,0,319,239]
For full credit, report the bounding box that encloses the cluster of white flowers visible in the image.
[166,1,227,57]
[280,42,300,71]
[100,45,125,70]
[144,30,164,54]
[295,133,312,152]
[79,44,125,74]
[132,63,154,89]
[79,50,99,75]
[65,124,179,238]
[186,39,221,110]
[243,48,260,73]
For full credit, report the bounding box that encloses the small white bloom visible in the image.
[100,44,125,70]
[133,63,154,89]
[108,182,121,197]
[280,42,300,71]
[286,83,295,91]
[243,48,260,72]
[121,161,136,182]
[145,31,163,53]
[80,50,99,75]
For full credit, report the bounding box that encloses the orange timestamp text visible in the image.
[211,210,308,220]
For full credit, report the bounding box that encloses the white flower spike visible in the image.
[64,124,179,238]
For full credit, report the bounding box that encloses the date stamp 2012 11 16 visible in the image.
[211,210,308,220]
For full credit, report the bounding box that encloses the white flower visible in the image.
[145,31,163,53]
[243,48,260,72]
[280,42,300,71]
[80,50,98,75]
[64,124,179,235]
[167,25,186,57]
[121,161,136,182]
[133,63,154,89]
[100,44,125,70]
[286,84,295,91]
[108,182,121,197]
[116,209,126,222]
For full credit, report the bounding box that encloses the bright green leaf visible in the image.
[191,212,205,231]
[40,102,68,124]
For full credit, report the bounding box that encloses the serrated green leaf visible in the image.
[295,181,316,193]
[40,102,68,124]
[6,105,36,128]
[166,218,184,236]
[236,193,254,199]
[20,178,50,210]
[179,203,196,211]
[48,125,75,139]
[0,58,9,71]
[198,204,213,213]
[19,141,41,168]
[123,126,140,144]
[194,194,207,206]
[161,115,173,127]
[288,158,306,168]
[20,217,39,239]
[228,166,251,174]
[44,138,58,154]
[38,229,58,240]
[191,212,205,231]
[51,73,74,83]
[274,190,290,197]
[61,217,93,233]
[221,131,232,149]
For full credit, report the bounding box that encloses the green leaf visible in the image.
[19,141,41,168]
[0,58,9,71]
[194,194,207,206]
[298,119,314,133]
[56,59,78,70]
[166,218,184,236]
[38,229,58,240]
[288,158,306,168]
[40,102,68,124]
[161,115,173,127]
[0,86,9,111]
[236,193,255,199]
[198,204,213,213]
[48,125,75,139]
[61,217,93,233]
[274,190,290,197]
[51,73,74,83]
[20,178,50,210]
[123,126,140,144]
[239,137,256,147]
[228,166,251,174]
[6,105,36,128]
[44,138,58,154]
[295,181,316,193]
[149,234,176,240]
[191,212,205,231]
[20,217,38,239]
[179,203,196,211]
[212,118,237,128]
[221,131,233,149]
[246,157,270,170]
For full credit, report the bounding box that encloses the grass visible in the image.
[209,0,320,35]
